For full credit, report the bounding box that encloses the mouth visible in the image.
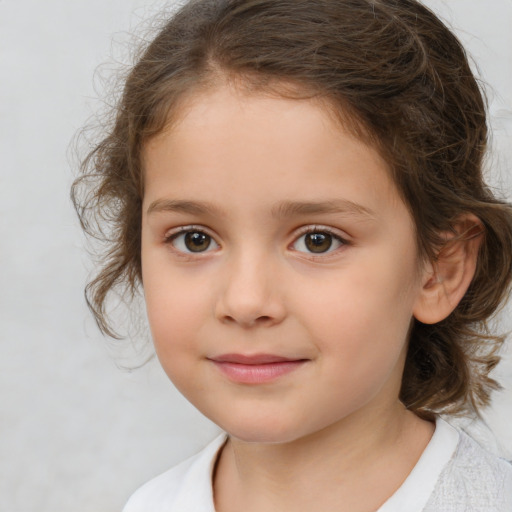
[207,353,309,384]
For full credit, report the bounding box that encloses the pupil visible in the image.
[305,233,332,253]
[185,232,211,252]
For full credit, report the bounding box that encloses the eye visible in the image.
[292,229,345,254]
[166,229,219,254]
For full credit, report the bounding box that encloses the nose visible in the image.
[214,250,286,328]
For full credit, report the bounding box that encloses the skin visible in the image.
[140,85,476,511]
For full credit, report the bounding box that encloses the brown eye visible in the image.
[184,232,211,252]
[305,233,332,253]
[292,229,345,255]
[169,230,219,254]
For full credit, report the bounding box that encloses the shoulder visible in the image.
[122,433,228,512]
[425,423,512,512]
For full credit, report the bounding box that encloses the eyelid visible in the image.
[163,224,213,240]
[163,225,220,255]
[289,225,350,256]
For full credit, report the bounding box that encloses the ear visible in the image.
[413,214,484,325]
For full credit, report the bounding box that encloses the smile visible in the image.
[208,354,308,384]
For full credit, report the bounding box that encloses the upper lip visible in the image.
[208,353,306,365]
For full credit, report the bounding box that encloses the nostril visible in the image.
[249,315,276,328]
[221,314,274,327]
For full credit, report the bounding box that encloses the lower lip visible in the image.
[210,360,307,384]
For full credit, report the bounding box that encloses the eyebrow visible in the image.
[146,198,376,220]
[271,199,377,220]
[146,199,224,217]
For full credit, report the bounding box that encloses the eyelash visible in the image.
[164,226,219,256]
[290,226,349,257]
[163,225,349,258]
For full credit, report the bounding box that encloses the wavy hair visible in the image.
[72,0,512,417]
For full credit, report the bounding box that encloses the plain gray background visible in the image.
[1,1,511,511]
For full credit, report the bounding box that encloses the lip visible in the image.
[208,353,308,384]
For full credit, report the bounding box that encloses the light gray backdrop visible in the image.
[1,1,511,511]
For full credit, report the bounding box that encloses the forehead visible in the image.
[142,85,404,220]
[146,77,377,163]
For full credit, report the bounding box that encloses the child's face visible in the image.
[141,85,428,443]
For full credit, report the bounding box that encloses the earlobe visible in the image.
[413,215,484,325]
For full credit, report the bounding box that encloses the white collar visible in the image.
[377,417,459,512]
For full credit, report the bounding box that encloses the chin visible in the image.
[216,416,312,445]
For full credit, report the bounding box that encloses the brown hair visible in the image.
[72,0,512,418]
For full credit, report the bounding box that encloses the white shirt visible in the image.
[123,418,512,512]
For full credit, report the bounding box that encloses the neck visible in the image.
[213,403,434,512]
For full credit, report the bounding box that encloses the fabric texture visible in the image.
[123,418,512,512]
[423,429,512,511]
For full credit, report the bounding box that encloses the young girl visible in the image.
[73,0,512,510]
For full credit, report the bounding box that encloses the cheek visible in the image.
[145,279,204,342]
[141,250,211,361]
[296,250,418,373]
[143,271,213,396]
[305,252,417,329]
